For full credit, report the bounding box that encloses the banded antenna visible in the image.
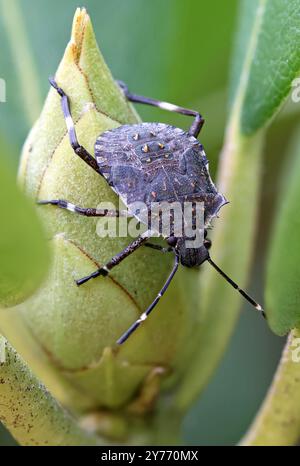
[207,257,265,317]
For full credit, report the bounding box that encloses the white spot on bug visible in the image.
[65,115,74,132]
[138,312,147,322]
[66,202,76,213]
[158,101,179,112]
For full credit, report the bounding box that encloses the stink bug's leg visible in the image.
[144,242,174,253]
[117,80,204,138]
[76,232,150,286]
[49,77,99,173]
[117,252,180,344]
[37,199,130,218]
[207,257,265,317]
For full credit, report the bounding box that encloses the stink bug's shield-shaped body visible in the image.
[95,123,226,247]
[43,78,264,345]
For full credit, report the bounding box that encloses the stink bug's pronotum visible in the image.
[39,77,264,344]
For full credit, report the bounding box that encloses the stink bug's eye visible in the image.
[204,238,212,250]
[167,236,178,247]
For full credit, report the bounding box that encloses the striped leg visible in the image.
[76,233,150,286]
[49,77,99,173]
[143,242,174,253]
[37,199,130,218]
[117,252,180,344]
[117,80,204,138]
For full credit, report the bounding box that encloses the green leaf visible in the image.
[0,152,49,307]
[229,0,260,107]
[233,0,300,135]
[266,127,300,334]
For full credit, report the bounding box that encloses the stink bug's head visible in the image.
[168,232,264,317]
[175,236,209,268]
[171,228,212,268]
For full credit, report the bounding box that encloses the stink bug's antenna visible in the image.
[207,257,265,317]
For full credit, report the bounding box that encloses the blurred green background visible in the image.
[1,0,294,445]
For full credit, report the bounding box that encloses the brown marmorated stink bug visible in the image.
[39,78,264,344]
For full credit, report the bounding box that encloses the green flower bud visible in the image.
[3,9,198,439]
